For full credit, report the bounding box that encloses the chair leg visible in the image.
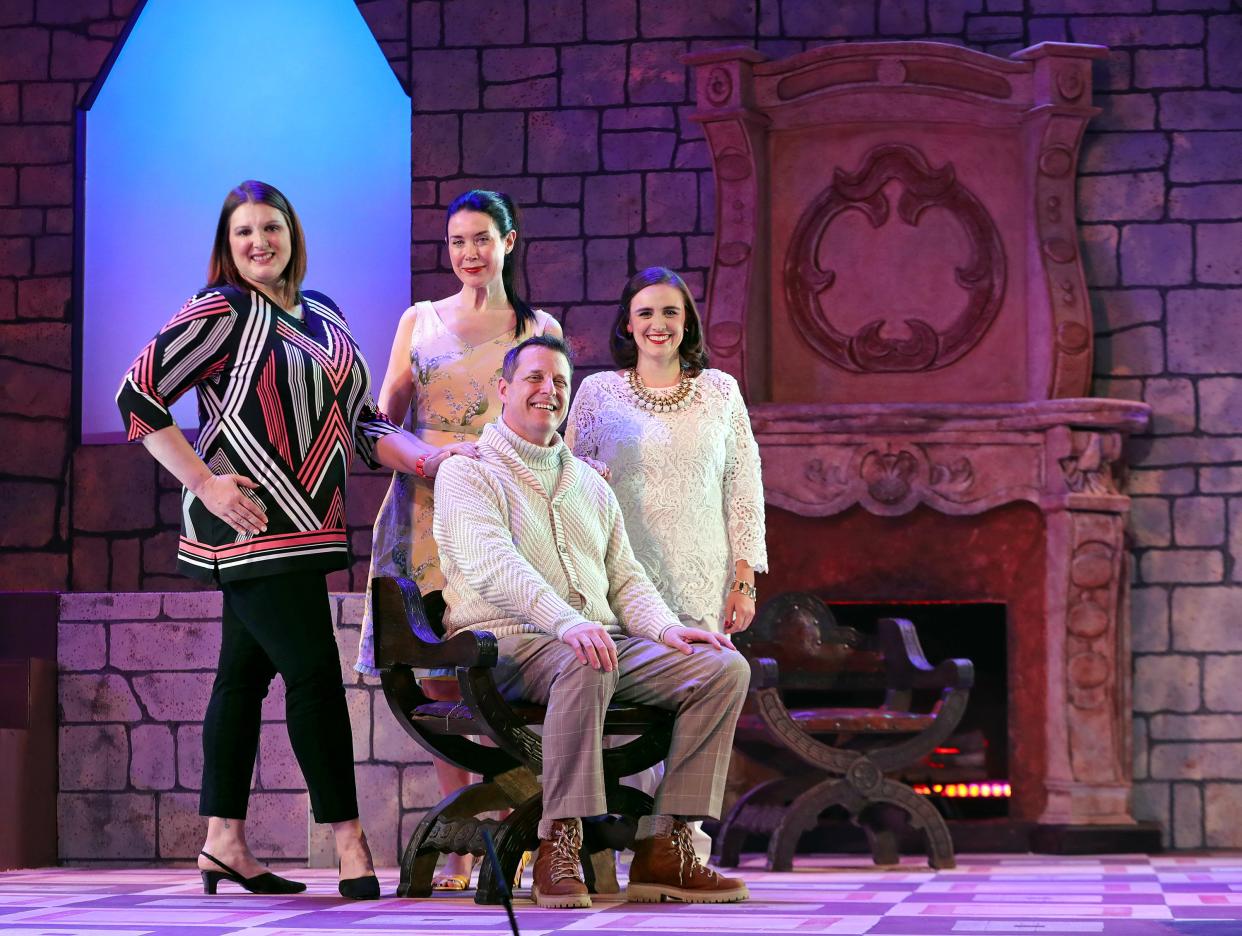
[768,773,957,872]
[714,774,820,868]
[767,777,851,872]
[398,780,518,898]
[857,803,905,866]
[398,813,444,897]
[476,792,542,905]
[875,778,956,870]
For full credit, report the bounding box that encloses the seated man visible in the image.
[432,335,751,909]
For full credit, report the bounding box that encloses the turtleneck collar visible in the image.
[493,418,564,470]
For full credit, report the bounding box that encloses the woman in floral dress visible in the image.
[358,190,561,887]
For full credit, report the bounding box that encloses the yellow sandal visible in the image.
[431,872,470,891]
[433,853,473,891]
[511,850,532,890]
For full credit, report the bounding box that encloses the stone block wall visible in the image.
[2,0,1241,850]
[57,591,435,865]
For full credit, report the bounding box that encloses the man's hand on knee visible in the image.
[561,622,619,671]
[662,625,737,655]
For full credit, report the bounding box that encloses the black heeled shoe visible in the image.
[199,850,307,895]
[338,860,381,900]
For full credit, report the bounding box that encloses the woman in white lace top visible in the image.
[566,267,768,636]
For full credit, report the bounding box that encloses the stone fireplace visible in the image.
[686,41,1153,837]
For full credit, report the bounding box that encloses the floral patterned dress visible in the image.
[356,301,555,674]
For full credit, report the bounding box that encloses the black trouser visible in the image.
[200,570,358,824]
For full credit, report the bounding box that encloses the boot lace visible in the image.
[672,821,717,886]
[548,822,583,884]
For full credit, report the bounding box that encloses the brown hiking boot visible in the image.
[531,819,591,909]
[626,820,749,904]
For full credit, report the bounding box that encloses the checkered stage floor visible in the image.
[4,854,1242,935]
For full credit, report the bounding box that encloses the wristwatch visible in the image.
[729,580,757,600]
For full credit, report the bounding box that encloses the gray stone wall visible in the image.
[57,592,432,865]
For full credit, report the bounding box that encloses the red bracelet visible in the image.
[414,454,429,479]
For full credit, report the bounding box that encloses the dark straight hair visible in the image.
[207,180,306,310]
[446,189,534,339]
[610,266,709,376]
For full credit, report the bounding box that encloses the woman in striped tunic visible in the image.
[118,181,427,899]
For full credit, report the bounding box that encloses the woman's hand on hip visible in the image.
[722,590,756,634]
[194,474,267,535]
[424,441,480,478]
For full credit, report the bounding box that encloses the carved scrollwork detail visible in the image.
[784,143,1007,373]
[862,449,919,504]
[805,457,848,490]
[846,757,884,795]
[705,66,734,106]
[1059,432,1122,495]
[1057,65,1085,101]
[929,456,974,491]
[805,444,976,509]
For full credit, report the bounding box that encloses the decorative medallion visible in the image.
[717,148,753,181]
[717,241,752,266]
[1058,321,1089,353]
[784,143,1007,373]
[708,321,743,353]
[1042,237,1077,263]
[862,449,919,504]
[1039,145,1074,178]
[705,66,734,107]
[1057,65,1084,101]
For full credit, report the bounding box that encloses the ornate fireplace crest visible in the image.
[784,144,1006,374]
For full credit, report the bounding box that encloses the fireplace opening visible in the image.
[824,600,1009,820]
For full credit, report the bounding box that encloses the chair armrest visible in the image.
[876,617,974,691]
[748,655,779,690]
[372,576,498,670]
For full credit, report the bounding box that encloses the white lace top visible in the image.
[565,368,768,631]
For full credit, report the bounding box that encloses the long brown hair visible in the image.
[207,180,307,309]
[610,267,709,375]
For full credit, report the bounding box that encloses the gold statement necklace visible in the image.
[626,368,696,413]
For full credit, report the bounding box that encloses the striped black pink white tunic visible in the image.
[117,285,399,582]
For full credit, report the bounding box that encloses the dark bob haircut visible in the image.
[609,267,709,376]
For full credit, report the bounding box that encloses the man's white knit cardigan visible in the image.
[432,420,681,642]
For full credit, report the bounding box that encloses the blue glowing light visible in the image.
[82,0,410,441]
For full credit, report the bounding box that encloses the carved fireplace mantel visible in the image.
[753,397,1147,827]
[754,399,1147,518]
[687,41,1153,836]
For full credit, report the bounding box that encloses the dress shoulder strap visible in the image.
[407,299,442,346]
[531,308,555,337]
